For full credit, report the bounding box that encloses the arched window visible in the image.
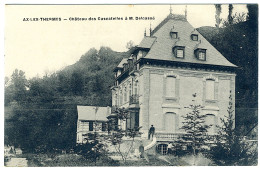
[166,76,176,97]
[206,79,215,100]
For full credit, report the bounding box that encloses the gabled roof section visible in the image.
[117,58,128,68]
[142,14,236,67]
[77,106,110,121]
[138,36,156,49]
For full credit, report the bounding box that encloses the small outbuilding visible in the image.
[76,106,111,144]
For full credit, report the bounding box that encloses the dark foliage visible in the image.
[209,93,258,165]
[215,4,222,28]
[177,94,212,156]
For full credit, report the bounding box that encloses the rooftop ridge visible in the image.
[151,13,187,36]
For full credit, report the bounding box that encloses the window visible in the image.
[117,70,121,76]
[191,34,198,41]
[205,114,215,135]
[195,48,206,61]
[102,122,106,131]
[157,144,168,155]
[115,94,118,106]
[166,76,176,97]
[134,81,138,95]
[170,32,178,39]
[206,79,215,100]
[124,87,127,102]
[129,84,132,99]
[199,51,206,60]
[165,112,176,133]
[177,49,184,58]
[89,122,93,131]
[173,46,185,59]
[119,90,122,106]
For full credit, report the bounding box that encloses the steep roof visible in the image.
[77,106,110,121]
[138,37,157,49]
[141,14,237,67]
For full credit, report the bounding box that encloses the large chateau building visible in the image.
[111,12,237,141]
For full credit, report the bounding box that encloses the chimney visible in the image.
[149,23,152,36]
[185,5,187,20]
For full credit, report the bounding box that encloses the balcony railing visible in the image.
[111,105,118,113]
[129,64,137,73]
[155,132,218,143]
[129,94,139,105]
[155,133,184,141]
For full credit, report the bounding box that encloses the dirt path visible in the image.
[5,158,28,167]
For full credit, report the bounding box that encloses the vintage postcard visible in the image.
[4,4,258,167]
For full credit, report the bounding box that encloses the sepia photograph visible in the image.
[3,3,258,167]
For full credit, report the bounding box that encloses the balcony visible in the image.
[129,94,139,105]
[129,65,139,76]
[111,106,118,113]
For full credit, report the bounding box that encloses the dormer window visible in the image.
[194,48,206,61]
[191,34,198,41]
[170,32,178,39]
[137,50,143,60]
[173,46,185,59]
[123,63,128,71]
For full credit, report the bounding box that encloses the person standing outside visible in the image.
[148,125,155,140]
[167,142,173,154]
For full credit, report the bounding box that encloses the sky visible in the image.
[4,4,248,79]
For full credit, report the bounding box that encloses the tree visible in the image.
[5,77,9,87]
[126,40,135,50]
[246,4,258,31]
[232,12,247,24]
[210,91,258,165]
[247,4,258,22]
[71,70,84,95]
[222,12,247,27]
[8,69,28,103]
[107,107,142,164]
[215,4,222,28]
[178,94,212,157]
[228,4,234,25]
